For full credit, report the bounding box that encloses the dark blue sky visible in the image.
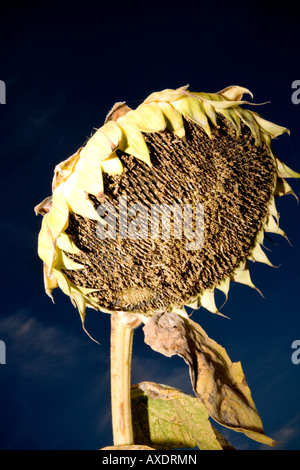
[0,0,300,450]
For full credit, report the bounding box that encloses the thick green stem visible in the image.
[110,312,140,446]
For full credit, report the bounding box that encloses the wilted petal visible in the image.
[217,85,253,101]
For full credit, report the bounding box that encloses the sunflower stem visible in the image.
[110,312,140,446]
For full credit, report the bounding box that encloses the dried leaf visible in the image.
[131,381,234,450]
[143,312,277,447]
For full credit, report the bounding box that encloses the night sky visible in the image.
[1,0,300,450]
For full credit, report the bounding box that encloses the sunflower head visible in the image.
[35,85,299,326]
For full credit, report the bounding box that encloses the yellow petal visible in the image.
[276,158,300,179]
[124,102,167,133]
[264,215,287,238]
[76,285,99,295]
[199,289,218,314]
[216,277,230,300]
[268,196,280,222]
[201,96,245,110]
[100,153,124,175]
[201,101,218,127]
[37,215,56,270]
[52,149,81,191]
[100,119,124,147]
[171,305,190,319]
[171,96,211,137]
[71,290,86,324]
[43,263,58,300]
[189,91,222,102]
[61,181,101,220]
[235,108,261,145]
[47,189,69,241]
[157,101,185,137]
[217,85,253,101]
[251,112,289,138]
[144,86,189,104]
[217,108,241,136]
[56,232,80,254]
[53,268,72,297]
[60,251,85,270]
[81,130,115,162]
[117,117,152,166]
[231,261,261,294]
[185,296,200,310]
[68,157,104,196]
[275,177,298,201]
[250,243,274,266]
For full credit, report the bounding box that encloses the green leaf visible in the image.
[131,381,234,450]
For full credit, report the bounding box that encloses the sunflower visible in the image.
[35,85,300,448]
[35,85,299,325]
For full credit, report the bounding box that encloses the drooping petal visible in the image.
[185,296,200,311]
[267,196,280,223]
[101,118,125,146]
[251,111,289,139]
[37,215,56,271]
[124,102,167,133]
[235,108,261,145]
[201,96,246,110]
[216,108,241,136]
[201,101,218,127]
[199,289,218,313]
[249,243,274,267]
[157,101,185,137]
[144,86,189,104]
[217,85,253,101]
[47,189,69,241]
[52,149,81,191]
[199,288,229,317]
[61,181,101,220]
[171,97,211,137]
[216,277,230,300]
[230,260,261,294]
[60,251,85,270]
[117,116,152,166]
[276,158,300,179]
[43,263,58,300]
[100,153,124,175]
[264,215,287,239]
[56,232,81,254]
[34,195,53,216]
[69,157,104,197]
[80,129,116,162]
[275,177,298,201]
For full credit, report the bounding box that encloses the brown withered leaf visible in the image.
[143,312,277,447]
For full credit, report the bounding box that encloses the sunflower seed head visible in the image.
[35,85,300,325]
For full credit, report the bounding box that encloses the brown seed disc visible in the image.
[64,115,276,314]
